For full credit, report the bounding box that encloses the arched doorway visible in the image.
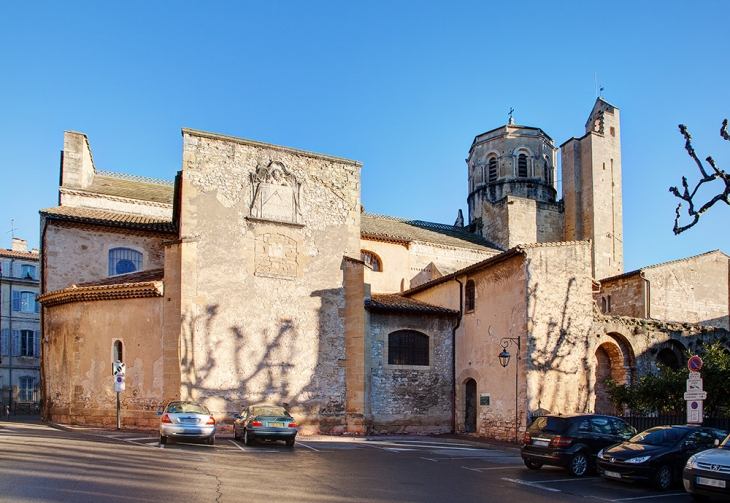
[594,342,626,415]
[464,379,477,433]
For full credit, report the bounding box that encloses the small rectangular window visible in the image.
[610,127,615,137]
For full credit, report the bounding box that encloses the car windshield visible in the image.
[251,406,289,417]
[166,402,209,414]
[630,427,686,447]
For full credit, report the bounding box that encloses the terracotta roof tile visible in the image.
[361,212,502,252]
[0,249,40,260]
[40,206,176,234]
[366,293,459,315]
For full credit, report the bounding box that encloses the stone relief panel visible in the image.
[254,231,298,279]
[250,160,303,224]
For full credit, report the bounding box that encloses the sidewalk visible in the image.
[1,414,521,451]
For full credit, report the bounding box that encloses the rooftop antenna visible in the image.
[594,73,605,98]
[6,218,18,239]
[508,107,515,125]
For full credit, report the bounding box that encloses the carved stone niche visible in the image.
[249,160,303,225]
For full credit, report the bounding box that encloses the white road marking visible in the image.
[461,466,522,471]
[612,493,688,501]
[502,478,562,492]
[296,442,320,452]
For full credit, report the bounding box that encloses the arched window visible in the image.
[113,340,124,363]
[518,154,528,177]
[465,280,475,312]
[388,330,429,366]
[488,157,498,182]
[544,157,553,185]
[108,248,142,276]
[361,250,382,272]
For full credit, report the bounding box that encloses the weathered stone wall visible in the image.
[44,297,164,427]
[598,252,730,330]
[43,223,167,293]
[644,252,729,329]
[595,273,645,318]
[368,311,454,434]
[177,130,361,433]
[523,243,595,422]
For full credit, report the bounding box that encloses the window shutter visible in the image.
[12,290,20,311]
[0,328,7,356]
[12,330,20,356]
[34,331,41,357]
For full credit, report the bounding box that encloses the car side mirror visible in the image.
[156,411,162,415]
[234,414,239,419]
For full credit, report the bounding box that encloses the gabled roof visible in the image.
[361,212,502,252]
[40,206,177,234]
[365,293,459,315]
[600,250,729,283]
[404,240,591,296]
[73,171,175,204]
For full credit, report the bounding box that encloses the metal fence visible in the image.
[624,414,730,433]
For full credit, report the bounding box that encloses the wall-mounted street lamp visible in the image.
[498,337,521,443]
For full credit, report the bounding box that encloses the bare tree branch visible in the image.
[669,119,730,234]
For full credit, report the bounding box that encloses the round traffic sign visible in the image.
[688,355,703,372]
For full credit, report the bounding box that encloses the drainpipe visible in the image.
[452,277,463,434]
[640,271,651,319]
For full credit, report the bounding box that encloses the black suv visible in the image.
[521,414,637,476]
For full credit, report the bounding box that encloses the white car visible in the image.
[157,401,216,445]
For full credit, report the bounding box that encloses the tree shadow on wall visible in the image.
[176,286,346,426]
[525,271,594,417]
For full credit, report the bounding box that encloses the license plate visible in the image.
[697,477,726,488]
[534,440,549,447]
[604,471,622,479]
[268,422,284,427]
[180,418,198,424]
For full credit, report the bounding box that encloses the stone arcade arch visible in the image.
[593,332,636,415]
[654,339,686,371]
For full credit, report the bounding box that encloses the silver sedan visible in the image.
[158,401,216,445]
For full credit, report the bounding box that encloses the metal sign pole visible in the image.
[116,392,120,430]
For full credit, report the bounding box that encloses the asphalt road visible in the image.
[0,419,702,503]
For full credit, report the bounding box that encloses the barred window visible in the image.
[488,157,498,182]
[518,154,528,177]
[465,280,475,312]
[388,330,429,366]
[361,250,382,272]
[108,248,142,276]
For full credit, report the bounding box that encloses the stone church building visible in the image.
[38,98,730,440]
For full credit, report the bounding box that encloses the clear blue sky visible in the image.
[1,1,728,272]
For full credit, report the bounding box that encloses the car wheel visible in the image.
[207,436,215,446]
[567,452,588,477]
[159,434,167,445]
[653,465,672,491]
[524,458,543,470]
[233,427,239,441]
[285,438,295,447]
[244,429,253,446]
